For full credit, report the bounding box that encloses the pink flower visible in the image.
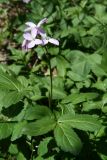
[41,34,59,46]
[22,32,42,51]
[22,18,59,51]
[24,18,47,37]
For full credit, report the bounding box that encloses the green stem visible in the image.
[45,47,53,108]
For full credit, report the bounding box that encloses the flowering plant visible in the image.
[0,0,105,160]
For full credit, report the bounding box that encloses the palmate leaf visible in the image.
[54,123,82,155]
[23,116,56,136]
[58,114,101,132]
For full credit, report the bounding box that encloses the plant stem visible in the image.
[45,47,53,108]
[48,55,53,108]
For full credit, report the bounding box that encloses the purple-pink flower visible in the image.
[24,18,47,37]
[22,18,59,51]
[41,34,59,46]
[22,32,43,51]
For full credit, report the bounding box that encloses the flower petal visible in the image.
[42,39,48,45]
[28,40,36,48]
[23,33,32,40]
[31,28,38,38]
[34,39,43,45]
[22,39,26,47]
[38,28,46,36]
[37,18,47,27]
[28,39,43,48]
[48,38,59,45]
[25,22,36,28]
[22,39,29,51]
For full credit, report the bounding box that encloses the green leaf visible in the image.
[23,116,56,136]
[0,71,23,91]
[46,156,55,160]
[0,71,27,108]
[82,101,102,112]
[8,64,23,75]
[9,47,25,61]
[100,50,107,72]
[38,137,52,156]
[61,92,99,104]
[0,90,7,110]
[67,71,85,81]
[34,157,44,160]
[52,87,66,99]
[0,123,14,139]
[48,47,59,56]
[9,144,18,154]
[52,77,66,99]
[62,50,85,64]
[58,103,75,115]
[95,4,106,17]
[102,93,107,105]
[17,152,26,160]
[88,53,102,65]
[71,61,90,79]
[92,80,106,91]
[18,76,29,88]
[56,56,69,77]
[1,90,25,108]
[34,157,55,160]
[11,121,27,141]
[54,123,82,155]
[58,114,101,132]
[24,105,52,120]
[91,64,107,77]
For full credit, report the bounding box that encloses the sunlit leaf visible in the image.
[11,121,27,141]
[0,123,14,139]
[23,116,56,136]
[62,92,99,104]
[38,137,52,156]
[58,114,101,132]
[54,123,82,155]
[24,105,52,120]
[0,70,23,91]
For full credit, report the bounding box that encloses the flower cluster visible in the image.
[22,18,59,51]
[22,0,31,3]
